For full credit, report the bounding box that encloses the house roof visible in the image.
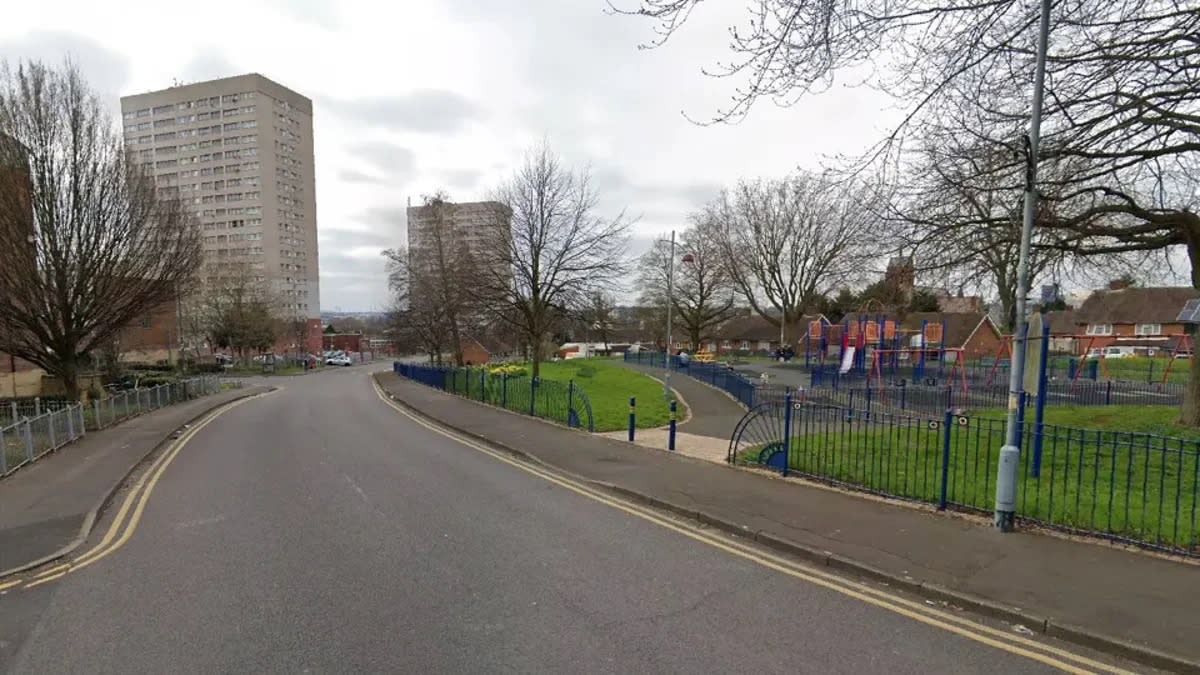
[466,334,516,355]
[898,312,998,347]
[1074,286,1198,326]
[713,314,830,342]
[1043,310,1077,335]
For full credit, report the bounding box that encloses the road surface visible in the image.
[0,366,1141,673]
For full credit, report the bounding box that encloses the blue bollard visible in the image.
[628,397,636,442]
[668,400,677,451]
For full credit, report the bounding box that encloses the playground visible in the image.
[798,314,1190,416]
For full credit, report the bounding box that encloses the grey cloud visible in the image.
[442,168,482,190]
[346,143,416,179]
[323,90,482,134]
[269,0,342,27]
[179,52,241,83]
[0,31,131,105]
[353,205,409,240]
[337,168,386,185]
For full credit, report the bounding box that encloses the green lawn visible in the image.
[971,405,1200,441]
[734,407,1199,551]
[436,359,678,433]
[222,365,309,377]
[533,359,680,432]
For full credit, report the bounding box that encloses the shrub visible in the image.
[488,364,528,377]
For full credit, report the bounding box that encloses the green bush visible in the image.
[121,362,175,372]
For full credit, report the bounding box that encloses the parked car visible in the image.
[1103,347,1134,359]
[325,355,352,366]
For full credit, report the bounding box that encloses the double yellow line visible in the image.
[372,380,1134,675]
[2,390,276,593]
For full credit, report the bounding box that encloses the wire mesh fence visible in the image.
[728,399,1200,557]
[0,376,226,479]
[394,362,595,432]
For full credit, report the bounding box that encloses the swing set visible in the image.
[981,331,1194,391]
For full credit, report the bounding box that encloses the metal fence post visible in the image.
[35,397,41,416]
[48,410,56,449]
[10,400,16,422]
[567,380,575,425]
[530,376,536,417]
[782,391,793,477]
[0,427,6,474]
[94,399,103,430]
[628,397,636,442]
[938,408,953,509]
[501,373,508,409]
[668,400,677,451]
[481,370,486,403]
[1105,380,1113,405]
[24,420,33,461]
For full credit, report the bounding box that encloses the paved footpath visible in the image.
[617,361,747,439]
[377,371,1200,671]
[0,385,270,576]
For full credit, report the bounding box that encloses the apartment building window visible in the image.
[155,159,178,168]
[241,118,256,126]
[152,104,173,115]
[199,140,214,148]
[212,180,225,189]
[246,207,261,215]
[138,149,153,160]
[123,111,137,121]
[240,135,256,144]
[178,128,197,137]
[245,191,260,200]
[153,132,176,142]
[223,137,239,147]
[177,102,193,111]
[199,153,212,162]
[228,193,243,202]
[156,146,177,155]
[154,119,174,129]
[179,143,198,152]
[136,108,151,118]
[197,112,212,121]
[1086,323,1113,336]
[1135,323,1162,336]
[224,122,239,131]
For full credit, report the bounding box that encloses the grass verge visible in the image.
[533,359,680,432]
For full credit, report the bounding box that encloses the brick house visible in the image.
[898,312,1004,361]
[701,314,831,355]
[1071,285,1198,356]
[117,300,181,363]
[322,332,363,353]
[461,335,520,365]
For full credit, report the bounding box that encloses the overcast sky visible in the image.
[1,1,908,312]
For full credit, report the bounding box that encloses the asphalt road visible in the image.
[0,367,1136,673]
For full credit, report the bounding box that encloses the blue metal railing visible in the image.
[393,362,594,432]
[623,350,782,408]
[727,401,1199,557]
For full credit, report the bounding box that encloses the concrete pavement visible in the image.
[0,385,270,577]
[617,361,747,438]
[0,368,1147,673]
[375,371,1200,671]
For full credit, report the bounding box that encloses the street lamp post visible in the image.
[994,0,1052,532]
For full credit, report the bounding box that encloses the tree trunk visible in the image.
[61,358,81,401]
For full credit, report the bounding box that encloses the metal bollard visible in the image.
[668,400,677,451]
[628,397,636,442]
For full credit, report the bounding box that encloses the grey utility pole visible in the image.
[664,230,675,400]
[995,0,1052,532]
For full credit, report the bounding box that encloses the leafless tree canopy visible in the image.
[382,245,452,363]
[182,257,279,359]
[477,143,631,376]
[637,223,738,348]
[703,171,876,342]
[0,60,202,397]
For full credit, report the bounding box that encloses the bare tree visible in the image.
[705,171,875,343]
[407,191,483,365]
[0,60,202,398]
[477,143,631,377]
[382,246,452,364]
[578,291,618,352]
[186,257,279,361]
[637,222,739,348]
[613,0,1200,421]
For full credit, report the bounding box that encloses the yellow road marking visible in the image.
[0,390,278,592]
[23,571,66,588]
[372,379,1133,675]
[67,391,277,576]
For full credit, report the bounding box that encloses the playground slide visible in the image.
[840,346,855,374]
